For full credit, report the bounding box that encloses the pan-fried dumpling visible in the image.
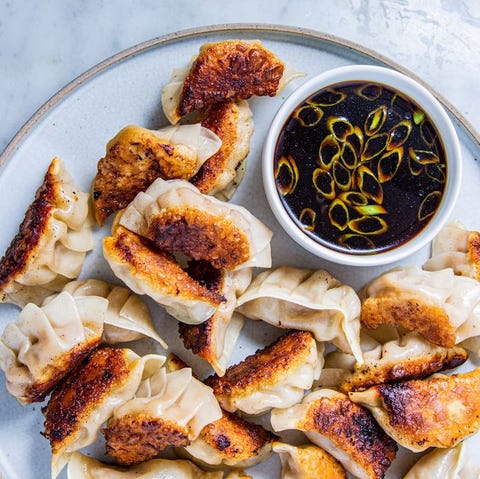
[0,158,93,307]
[43,348,165,478]
[191,100,253,200]
[92,124,221,225]
[403,442,480,479]
[166,352,277,469]
[424,220,480,279]
[236,267,363,363]
[103,225,225,324]
[161,40,304,124]
[224,472,252,479]
[67,452,224,479]
[360,266,480,348]
[270,389,397,479]
[272,442,347,479]
[59,279,167,347]
[205,330,323,415]
[317,331,468,393]
[119,178,272,270]
[0,291,106,403]
[179,267,252,375]
[184,408,277,469]
[103,365,222,465]
[349,367,480,452]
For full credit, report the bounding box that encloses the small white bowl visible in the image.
[263,65,462,266]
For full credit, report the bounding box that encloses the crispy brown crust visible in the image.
[468,231,480,280]
[104,414,190,465]
[179,315,216,360]
[178,263,225,363]
[146,207,250,270]
[276,443,346,479]
[103,226,224,306]
[178,41,284,117]
[92,126,199,225]
[200,409,277,461]
[191,101,239,193]
[0,158,59,290]
[165,353,189,372]
[25,336,102,403]
[301,396,397,479]
[361,295,456,347]
[374,368,480,449]
[43,348,132,452]
[339,345,468,393]
[205,330,314,398]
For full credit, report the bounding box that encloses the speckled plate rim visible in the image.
[1,22,479,170]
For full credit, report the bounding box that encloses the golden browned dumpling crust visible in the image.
[359,368,480,450]
[192,101,240,193]
[300,396,397,479]
[0,159,58,291]
[92,126,199,225]
[273,442,347,479]
[199,409,277,462]
[295,445,347,479]
[205,330,314,398]
[146,207,250,270]
[361,294,456,347]
[165,352,190,372]
[43,348,132,453]
[468,231,480,279]
[178,41,284,117]
[25,336,102,403]
[178,262,224,362]
[179,314,217,361]
[103,414,190,465]
[339,345,468,393]
[103,226,225,307]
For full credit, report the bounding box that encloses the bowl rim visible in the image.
[262,64,462,266]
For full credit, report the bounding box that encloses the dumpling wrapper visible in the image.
[92,124,221,225]
[0,157,94,307]
[67,452,224,479]
[205,330,323,415]
[360,266,480,348]
[161,40,304,124]
[270,388,397,479]
[223,472,253,479]
[119,178,272,270]
[0,291,106,403]
[184,408,277,469]
[191,100,253,200]
[315,330,468,393]
[424,220,480,280]
[103,225,225,324]
[43,348,166,478]
[104,366,222,464]
[236,266,363,363]
[403,442,480,479]
[59,279,167,347]
[349,367,480,452]
[272,442,347,479]
[166,352,278,470]
[179,267,252,376]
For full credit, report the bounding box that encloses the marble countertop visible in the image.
[1,0,479,154]
[1,2,480,478]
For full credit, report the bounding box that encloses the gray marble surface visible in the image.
[1,0,479,154]
[0,2,480,479]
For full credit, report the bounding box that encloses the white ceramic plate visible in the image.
[1,24,479,479]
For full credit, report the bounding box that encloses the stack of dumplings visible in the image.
[2,39,480,479]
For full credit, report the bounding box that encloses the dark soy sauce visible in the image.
[274,81,447,254]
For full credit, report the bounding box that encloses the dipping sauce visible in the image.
[274,81,447,254]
